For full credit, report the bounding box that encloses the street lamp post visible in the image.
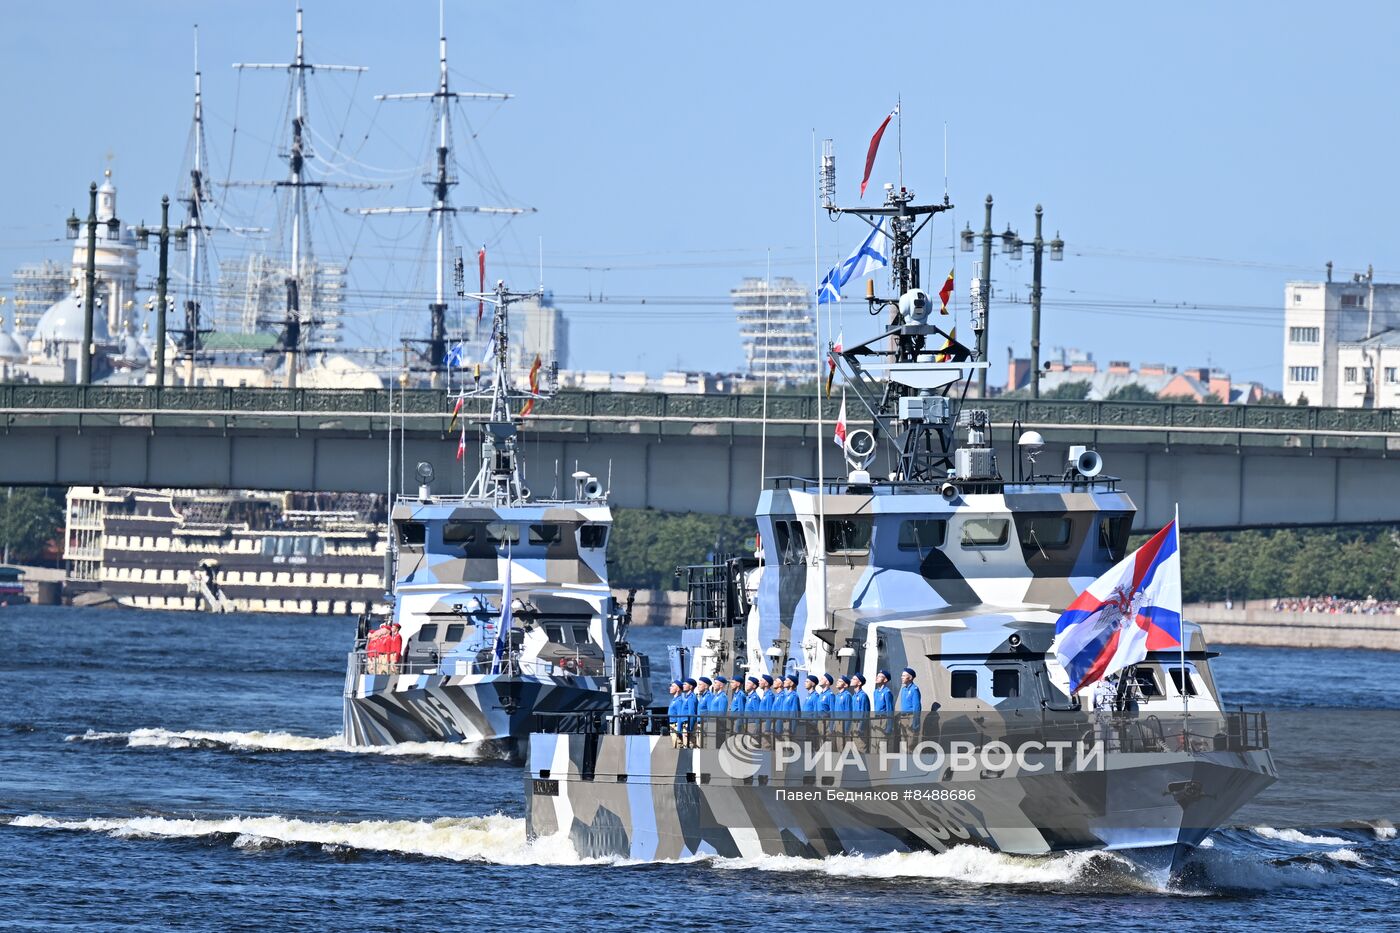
[962,202,1065,397]
[67,183,100,384]
[135,197,189,388]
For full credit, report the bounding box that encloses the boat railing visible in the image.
[350,652,594,679]
[532,707,1270,755]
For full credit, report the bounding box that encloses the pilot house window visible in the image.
[1018,516,1073,550]
[950,670,977,698]
[773,521,807,565]
[1168,668,1198,697]
[529,524,562,545]
[960,518,1009,548]
[397,522,426,546]
[580,524,608,549]
[825,518,872,554]
[897,519,947,551]
[991,668,1020,698]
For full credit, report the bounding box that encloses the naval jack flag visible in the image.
[1051,520,1183,693]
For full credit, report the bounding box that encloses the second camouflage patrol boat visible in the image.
[343,283,651,753]
[525,160,1276,874]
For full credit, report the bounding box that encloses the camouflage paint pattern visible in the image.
[344,497,647,747]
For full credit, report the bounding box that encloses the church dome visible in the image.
[29,293,110,345]
[0,328,23,360]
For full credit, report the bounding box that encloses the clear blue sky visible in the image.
[3,0,1398,388]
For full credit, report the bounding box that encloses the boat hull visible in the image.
[524,731,1276,866]
[343,665,612,752]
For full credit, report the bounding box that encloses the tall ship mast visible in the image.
[524,132,1276,877]
[360,3,530,387]
[230,2,366,387]
[341,14,646,754]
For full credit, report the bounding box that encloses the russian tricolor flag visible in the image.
[1051,520,1182,693]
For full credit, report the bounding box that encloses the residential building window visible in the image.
[1288,366,1318,383]
[1344,367,1358,383]
[1386,368,1398,385]
[1288,326,1319,343]
[1341,294,1363,308]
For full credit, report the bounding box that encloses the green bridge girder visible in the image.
[1,384,1397,454]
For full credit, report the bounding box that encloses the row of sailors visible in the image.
[666,669,923,745]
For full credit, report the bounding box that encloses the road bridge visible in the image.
[1,384,1397,531]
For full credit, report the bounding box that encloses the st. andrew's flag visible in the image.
[1051,520,1182,693]
[818,221,890,304]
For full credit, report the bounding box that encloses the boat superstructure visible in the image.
[64,487,385,614]
[526,157,1275,872]
[343,283,650,751]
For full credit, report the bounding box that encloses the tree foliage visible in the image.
[608,508,756,590]
[1040,380,1093,400]
[1103,384,1161,402]
[0,488,64,564]
[1158,526,1400,602]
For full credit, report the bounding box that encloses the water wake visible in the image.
[8,810,1387,894]
[66,727,511,761]
[6,813,589,866]
[707,845,1135,888]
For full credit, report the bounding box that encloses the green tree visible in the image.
[608,508,756,590]
[1103,384,1161,402]
[1041,380,1092,401]
[0,488,64,565]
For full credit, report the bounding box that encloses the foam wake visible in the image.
[710,845,1136,888]
[6,813,590,865]
[66,727,511,761]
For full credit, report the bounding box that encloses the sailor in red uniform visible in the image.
[387,623,404,673]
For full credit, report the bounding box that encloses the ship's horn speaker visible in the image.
[519,486,532,501]
[582,478,604,499]
[940,482,960,502]
[1076,449,1103,478]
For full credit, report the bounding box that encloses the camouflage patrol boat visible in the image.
[343,283,650,753]
[525,166,1275,874]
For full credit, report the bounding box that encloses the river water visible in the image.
[2,606,1396,931]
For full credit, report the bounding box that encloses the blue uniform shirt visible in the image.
[873,684,894,714]
[898,683,923,729]
[679,692,698,731]
[815,689,833,717]
[667,694,682,728]
[728,691,745,716]
[851,688,871,717]
[695,691,712,716]
[832,691,853,718]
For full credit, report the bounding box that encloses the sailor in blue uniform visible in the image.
[711,675,730,741]
[802,674,819,735]
[726,676,745,718]
[814,673,835,735]
[898,668,922,734]
[776,672,802,735]
[831,674,853,736]
[693,677,713,747]
[872,670,895,740]
[679,678,699,747]
[666,679,685,748]
[741,676,760,730]
[758,674,777,733]
[849,672,871,749]
[711,676,730,714]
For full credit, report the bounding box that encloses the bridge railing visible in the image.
[0,384,1396,450]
